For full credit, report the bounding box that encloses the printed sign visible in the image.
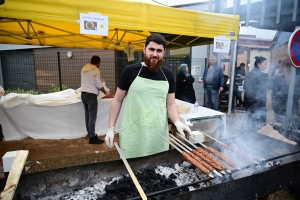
[213,36,231,53]
[80,13,108,36]
[191,66,201,75]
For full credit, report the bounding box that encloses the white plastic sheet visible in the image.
[0,89,123,141]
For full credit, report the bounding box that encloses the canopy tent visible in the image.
[0,0,240,51]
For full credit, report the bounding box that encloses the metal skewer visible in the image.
[198,130,260,165]
[187,133,241,170]
[165,135,215,178]
[168,134,222,177]
[160,135,214,178]
[177,134,232,173]
[197,130,223,144]
[114,142,147,200]
[178,134,227,174]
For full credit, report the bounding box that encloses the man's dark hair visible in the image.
[90,55,101,64]
[145,33,166,49]
[240,63,245,67]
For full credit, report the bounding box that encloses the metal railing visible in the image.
[0,50,186,93]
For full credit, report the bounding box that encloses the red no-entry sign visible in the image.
[288,28,300,67]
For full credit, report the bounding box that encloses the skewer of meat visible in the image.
[205,146,240,169]
[186,133,240,170]
[168,134,222,177]
[220,143,260,164]
[177,134,233,172]
[200,130,260,165]
[160,135,214,178]
[174,134,228,174]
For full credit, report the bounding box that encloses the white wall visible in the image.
[191,45,207,106]
[249,50,271,76]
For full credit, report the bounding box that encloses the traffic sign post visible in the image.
[288,27,300,67]
[285,27,299,139]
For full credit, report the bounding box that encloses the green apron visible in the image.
[120,64,169,158]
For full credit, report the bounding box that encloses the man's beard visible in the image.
[144,55,164,72]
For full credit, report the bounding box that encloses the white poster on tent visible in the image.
[191,65,201,75]
[213,36,231,53]
[80,13,108,36]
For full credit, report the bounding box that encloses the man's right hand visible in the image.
[105,127,114,148]
[100,87,107,95]
[198,80,203,83]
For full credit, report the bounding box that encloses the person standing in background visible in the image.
[271,58,300,130]
[244,56,269,130]
[0,85,4,142]
[199,55,224,111]
[81,55,107,144]
[234,63,246,107]
[0,85,4,99]
[175,63,196,104]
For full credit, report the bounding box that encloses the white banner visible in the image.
[213,36,231,53]
[80,13,108,36]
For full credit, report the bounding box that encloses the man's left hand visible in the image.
[174,121,192,138]
[219,87,223,92]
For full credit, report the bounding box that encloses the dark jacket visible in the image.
[271,64,280,78]
[272,75,300,115]
[175,71,196,104]
[235,67,246,84]
[244,67,269,109]
[202,65,224,90]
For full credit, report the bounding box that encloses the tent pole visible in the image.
[283,65,296,139]
[57,51,62,91]
[228,40,238,115]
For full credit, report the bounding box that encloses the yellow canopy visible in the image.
[0,0,240,51]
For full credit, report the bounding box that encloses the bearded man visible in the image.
[105,33,192,158]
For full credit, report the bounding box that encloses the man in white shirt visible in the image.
[81,55,107,144]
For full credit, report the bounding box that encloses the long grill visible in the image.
[6,133,300,200]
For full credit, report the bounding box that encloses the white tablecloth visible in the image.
[0,94,225,141]
[176,99,227,140]
[0,91,123,141]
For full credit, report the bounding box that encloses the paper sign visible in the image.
[213,36,231,53]
[238,86,244,92]
[191,66,201,75]
[80,13,108,36]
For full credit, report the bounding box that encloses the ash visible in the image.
[37,161,212,200]
[155,161,210,186]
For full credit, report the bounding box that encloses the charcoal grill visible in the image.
[1,133,300,200]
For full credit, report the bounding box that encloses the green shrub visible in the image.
[3,84,68,95]
[4,88,40,95]
[48,84,68,93]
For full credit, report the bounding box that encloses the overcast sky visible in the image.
[156,0,262,6]
[156,0,276,39]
